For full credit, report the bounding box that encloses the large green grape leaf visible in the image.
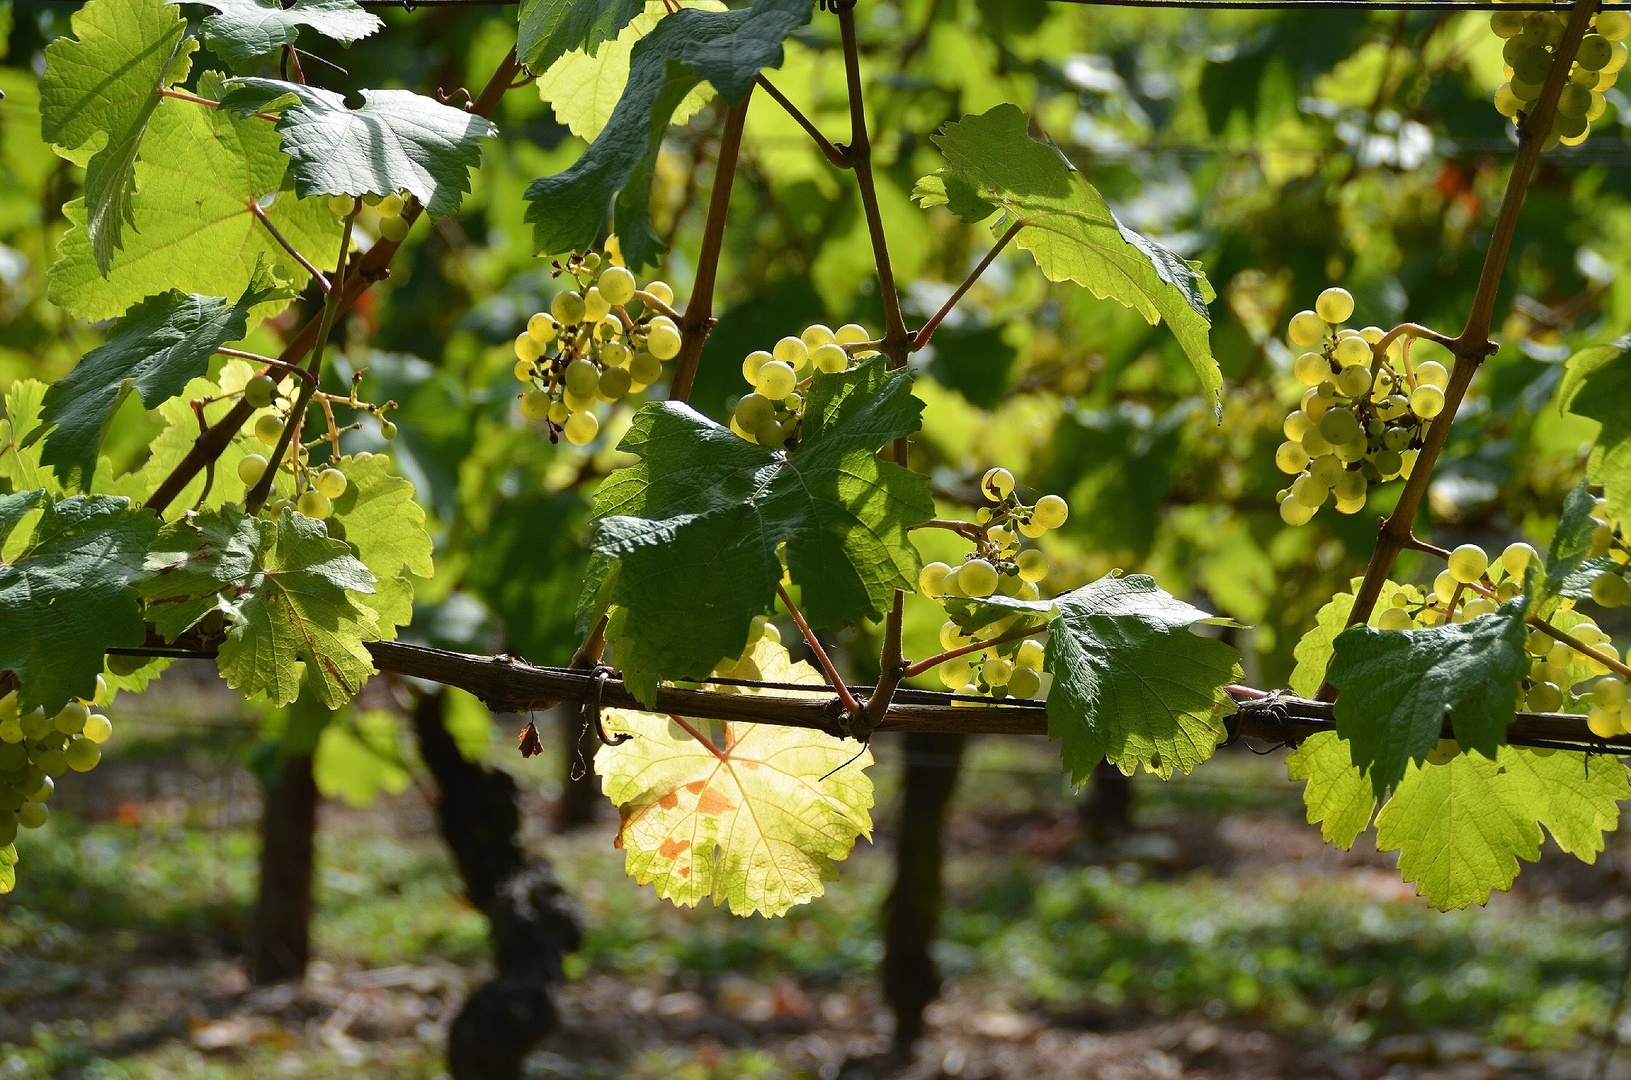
[191,0,381,66]
[597,638,874,917]
[1375,746,1627,910]
[912,104,1220,414]
[328,454,432,637]
[1288,577,1408,697]
[1285,730,1375,849]
[536,0,723,143]
[39,0,197,273]
[1328,603,1529,798]
[218,78,497,220]
[1041,573,1242,782]
[591,357,933,705]
[0,491,159,714]
[517,0,644,71]
[1,380,146,502]
[139,506,379,707]
[524,0,811,269]
[1561,339,1631,520]
[48,78,340,322]
[32,264,286,490]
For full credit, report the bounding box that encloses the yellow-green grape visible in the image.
[835,323,870,345]
[65,736,99,773]
[1315,287,1355,325]
[1592,572,1631,608]
[1303,391,1332,423]
[801,324,836,350]
[1293,352,1328,386]
[592,318,622,343]
[984,658,1014,687]
[17,802,47,830]
[53,701,88,735]
[520,391,552,422]
[1289,474,1325,509]
[244,374,278,408]
[1448,544,1489,584]
[379,215,410,242]
[811,343,848,374]
[1461,597,1496,620]
[1317,406,1360,446]
[1280,497,1315,525]
[730,417,756,443]
[316,468,347,500]
[1007,666,1042,699]
[598,266,637,305]
[363,192,382,207]
[1336,365,1372,398]
[919,561,952,596]
[1032,494,1069,529]
[601,341,631,368]
[328,194,354,217]
[1378,606,1414,631]
[548,400,571,424]
[647,322,682,360]
[1595,676,1629,711]
[378,192,405,217]
[959,559,999,598]
[742,350,772,383]
[515,333,542,364]
[756,360,797,400]
[25,776,53,803]
[238,454,269,487]
[630,351,662,385]
[1493,83,1520,118]
[939,656,973,690]
[583,287,612,323]
[1547,641,1573,669]
[1275,441,1310,475]
[1433,569,1459,604]
[255,413,284,446]
[644,280,674,306]
[1283,411,1314,442]
[1510,77,1544,103]
[982,467,1015,500]
[1598,10,1631,40]
[1307,455,1341,488]
[773,336,809,373]
[599,365,633,401]
[1410,384,1445,419]
[1332,336,1369,369]
[736,393,775,430]
[1016,518,1045,540]
[1333,470,1366,505]
[1012,640,1044,672]
[514,359,535,383]
[564,410,599,446]
[1414,361,1450,390]
[1500,542,1537,579]
[580,252,601,272]
[20,709,51,740]
[1580,33,1614,69]
[551,290,587,326]
[563,389,596,413]
[1588,707,1625,738]
[298,491,332,520]
[1513,43,1555,83]
[563,358,599,397]
[1373,450,1404,478]
[1526,628,1552,657]
[1585,642,1622,676]
[1288,310,1327,347]
[1527,680,1564,713]
[1559,82,1593,118]
[1491,8,1526,37]
[83,711,113,743]
[939,621,971,651]
[1590,523,1615,558]
[528,312,559,345]
[1016,549,1049,583]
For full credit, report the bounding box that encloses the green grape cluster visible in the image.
[329,190,414,242]
[514,243,678,447]
[1491,6,1630,148]
[0,681,115,846]
[1582,497,1631,609]
[727,323,877,449]
[237,371,388,520]
[1373,541,1533,631]
[1274,287,1446,526]
[916,468,1070,700]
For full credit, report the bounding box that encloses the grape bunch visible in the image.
[514,246,681,446]
[329,190,414,242]
[0,680,116,846]
[916,468,1070,700]
[1491,5,1630,148]
[235,365,393,520]
[727,324,878,449]
[1581,498,1631,609]
[1373,542,1534,631]
[1274,287,1449,527]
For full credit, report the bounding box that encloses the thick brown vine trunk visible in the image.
[249,752,318,984]
[410,690,581,1080]
[883,731,966,1059]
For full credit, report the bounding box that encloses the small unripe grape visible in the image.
[1580,33,1614,70]
[564,410,599,445]
[298,491,332,520]
[1499,542,1537,580]
[1592,572,1631,608]
[565,359,600,397]
[82,713,113,743]
[1315,287,1354,325]
[238,454,269,487]
[520,390,552,421]
[1433,569,1459,603]
[919,562,953,596]
[1336,365,1372,398]
[328,194,354,217]
[599,365,633,400]
[514,359,536,383]
[1526,680,1564,713]
[551,290,586,325]
[17,801,47,829]
[1293,352,1329,386]
[1288,310,1326,347]
[1032,495,1069,529]
[379,215,410,242]
[598,266,636,305]
[378,192,405,217]
[548,400,571,424]
[583,287,611,323]
[528,313,559,344]
[600,341,631,369]
[251,413,284,448]
[1016,549,1049,583]
[984,658,1014,687]
[380,420,398,440]
[629,352,662,385]
[65,736,99,772]
[1378,606,1414,631]
[959,559,999,598]
[1276,441,1311,475]
[244,374,278,408]
[801,324,836,350]
[643,280,674,307]
[811,343,848,374]
[982,468,1015,500]
[1373,449,1403,478]
[835,323,870,345]
[773,336,809,371]
[1448,544,1488,584]
[647,324,682,360]
[757,361,797,400]
[53,702,88,735]
[1410,385,1445,419]
[736,394,775,430]
[1007,666,1042,699]
[1318,406,1360,446]
[939,656,973,689]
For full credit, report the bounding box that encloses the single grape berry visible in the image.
[647,324,682,360]
[65,736,100,773]
[599,266,637,305]
[1447,544,1489,585]
[801,324,836,350]
[811,343,848,374]
[316,468,348,500]
[255,414,284,447]
[959,559,999,598]
[17,802,47,830]
[756,361,797,400]
[564,410,599,446]
[328,194,354,217]
[982,468,1015,500]
[1592,572,1631,608]
[552,291,587,326]
[1032,495,1069,530]
[1315,287,1355,325]
[630,352,663,385]
[1016,549,1049,583]
[599,366,634,401]
[1288,310,1326,347]
[82,713,113,744]
[380,420,398,440]
[583,287,611,323]
[379,216,410,242]
[520,391,551,421]
[244,375,278,408]
[919,562,952,595]
[238,454,269,487]
[53,702,88,735]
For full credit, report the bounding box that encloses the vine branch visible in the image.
[249,201,330,293]
[755,74,847,167]
[912,220,1022,353]
[778,583,861,715]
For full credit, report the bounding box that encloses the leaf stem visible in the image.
[755,74,848,168]
[160,87,281,122]
[911,517,984,540]
[216,348,318,389]
[777,583,861,715]
[248,201,330,293]
[669,89,753,403]
[912,220,1022,353]
[902,624,1036,680]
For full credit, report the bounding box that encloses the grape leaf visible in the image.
[1288,577,1407,697]
[596,637,874,917]
[524,0,811,269]
[590,357,933,705]
[329,453,433,637]
[32,263,286,490]
[39,0,197,273]
[1285,730,1375,849]
[313,708,410,807]
[1561,338,1631,521]
[1547,479,1618,601]
[1328,602,1529,798]
[517,0,643,71]
[139,506,380,707]
[0,491,159,714]
[1,380,145,501]
[48,77,340,322]
[192,0,381,66]
[912,104,1220,414]
[1375,746,1627,910]
[536,0,724,143]
[1041,573,1242,782]
[218,78,498,220]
